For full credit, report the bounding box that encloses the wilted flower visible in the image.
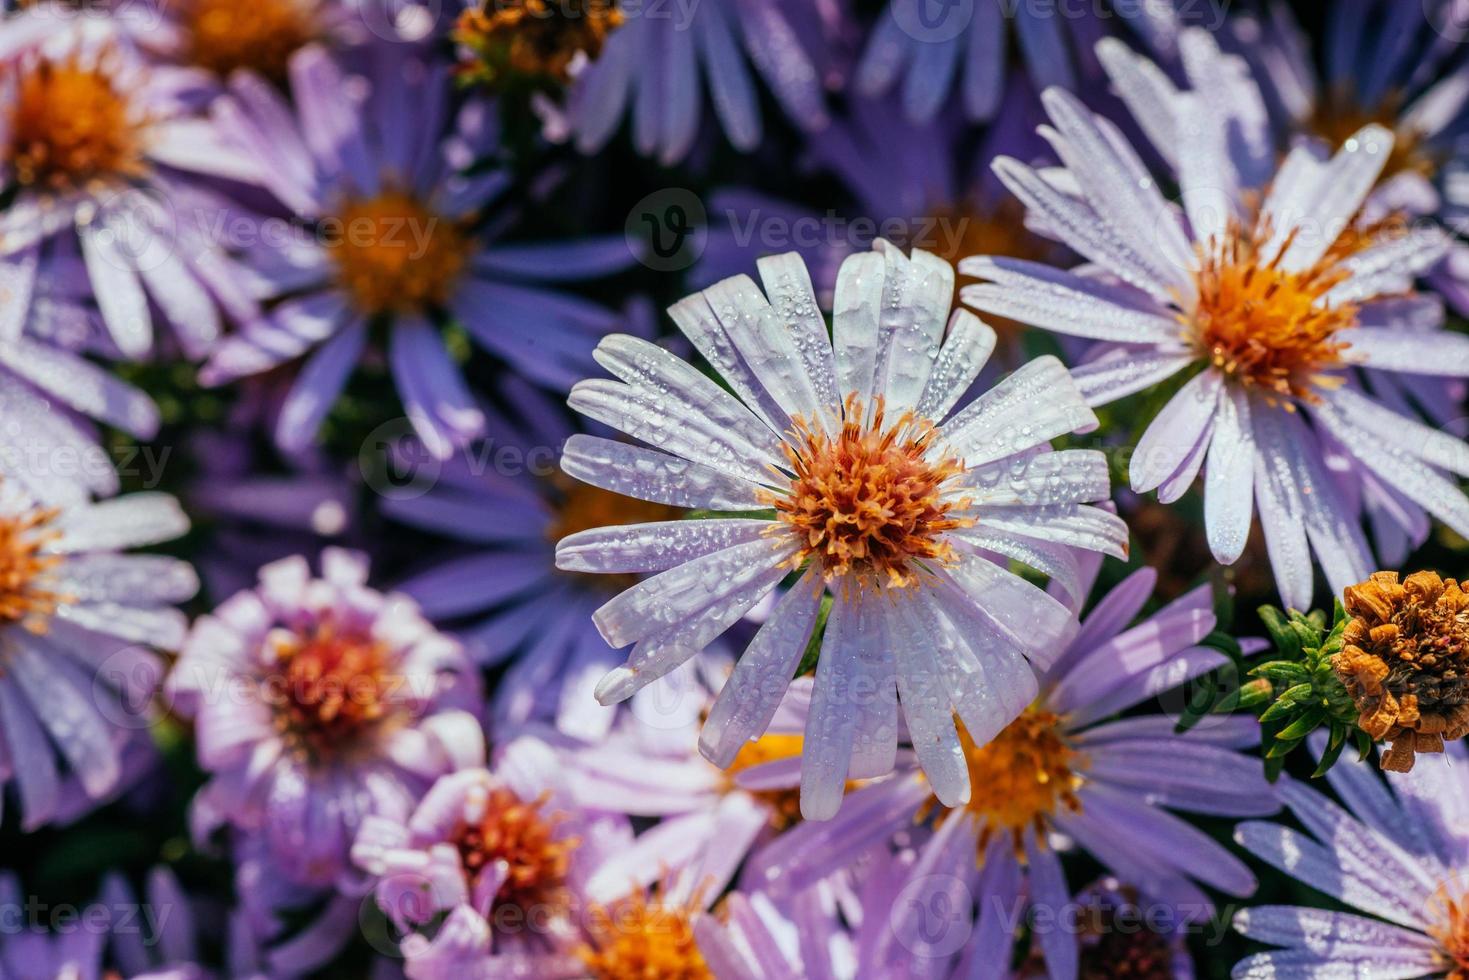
[201,44,632,458]
[0,483,194,829]
[167,548,484,891]
[557,242,1125,818]
[1234,736,1469,979]
[965,30,1466,611]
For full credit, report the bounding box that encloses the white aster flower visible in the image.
[555,242,1127,819]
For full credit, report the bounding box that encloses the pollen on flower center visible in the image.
[453,0,623,86]
[1427,878,1469,979]
[182,0,317,83]
[328,191,472,317]
[769,397,972,588]
[270,618,398,757]
[925,710,1084,859]
[578,886,712,980]
[726,732,808,830]
[1333,571,1469,772]
[8,53,146,191]
[0,506,67,633]
[1188,218,1372,403]
[454,787,578,915]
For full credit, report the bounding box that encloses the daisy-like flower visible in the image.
[1233,0,1469,317]
[1233,736,1469,979]
[559,0,832,165]
[0,482,195,830]
[556,241,1127,819]
[201,44,633,458]
[854,0,1219,124]
[964,29,1468,612]
[352,733,630,975]
[744,565,1273,978]
[0,15,263,360]
[166,548,485,892]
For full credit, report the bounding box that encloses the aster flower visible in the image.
[558,0,832,165]
[854,0,1219,124]
[1233,736,1469,979]
[0,482,194,829]
[352,734,627,957]
[745,565,1274,978]
[201,44,633,458]
[964,29,1467,612]
[1232,0,1469,317]
[0,872,106,977]
[556,242,1126,819]
[0,15,263,360]
[166,548,485,894]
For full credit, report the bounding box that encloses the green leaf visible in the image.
[1258,606,1301,659]
[1259,683,1314,722]
[1276,709,1327,741]
[1312,725,1349,778]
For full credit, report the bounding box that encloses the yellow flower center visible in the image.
[182,0,318,83]
[578,887,712,980]
[1428,879,1469,979]
[8,53,146,191]
[327,191,473,317]
[453,0,623,87]
[0,506,67,634]
[768,397,972,589]
[1334,570,1469,772]
[270,617,398,759]
[725,732,809,831]
[1187,217,1391,403]
[925,710,1084,859]
[454,787,578,917]
[1308,88,1439,182]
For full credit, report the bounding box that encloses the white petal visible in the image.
[559,434,767,511]
[1204,386,1256,564]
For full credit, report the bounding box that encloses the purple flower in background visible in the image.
[746,565,1273,978]
[352,734,630,973]
[965,30,1468,612]
[559,0,834,165]
[99,867,216,980]
[1232,0,1469,316]
[855,0,1219,124]
[1233,737,1469,978]
[167,548,485,893]
[387,369,717,743]
[557,242,1126,819]
[201,44,634,458]
[0,484,195,829]
[0,15,263,361]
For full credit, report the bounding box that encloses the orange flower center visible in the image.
[8,53,145,191]
[454,787,578,916]
[182,0,318,83]
[328,191,472,317]
[726,732,809,831]
[924,710,1084,860]
[1428,879,1469,979]
[578,888,711,980]
[453,0,623,87]
[271,618,398,758]
[1308,88,1439,182]
[769,398,971,588]
[1187,218,1385,403]
[929,198,1053,354]
[0,507,67,633]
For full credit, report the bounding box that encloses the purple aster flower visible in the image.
[854,0,1223,124]
[743,564,1274,978]
[1233,737,1469,978]
[99,867,214,980]
[351,733,631,973]
[0,14,264,362]
[0,873,106,979]
[963,29,1467,612]
[200,43,634,458]
[1231,0,1469,318]
[554,0,834,165]
[166,548,486,894]
[0,484,194,829]
[556,241,1127,819]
